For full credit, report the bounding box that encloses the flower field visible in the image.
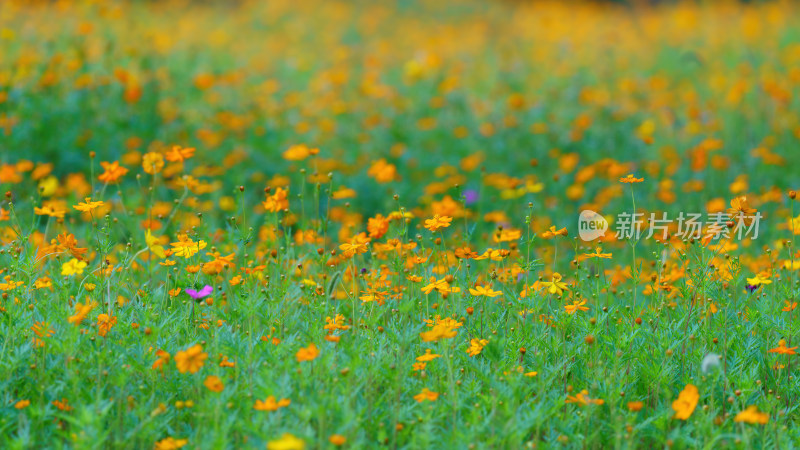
[1,0,800,448]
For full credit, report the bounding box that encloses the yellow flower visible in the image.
[468,285,502,297]
[34,203,67,218]
[419,322,457,342]
[466,338,489,357]
[73,197,104,213]
[145,230,167,259]
[34,277,52,289]
[38,176,59,196]
[61,258,88,276]
[142,152,164,175]
[267,433,305,450]
[170,234,207,259]
[0,276,24,290]
[541,273,569,296]
[672,384,699,420]
[746,274,772,287]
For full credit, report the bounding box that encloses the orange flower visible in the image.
[419,322,457,342]
[627,401,644,412]
[734,405,769,424]
[97,161,129,183]
[564,300,589,315]
[328,435,347,446]
[672,384,699,420]
[768,339,797,355]
[67,301,96,326]
[154,437,188,450]
[203,375,224,392]
[263,187,289,212]
[152,349,171,370]
[14,399,30,409]
[283,144,318,161]
[73,197,105,213]
[174,344,208,373]
[296,343,319,362]
[565,390,604,406]
[253,396,291,411]
[541,226,568,239]
[97,314,117,337]
[367,214,390,239]
[338,232,370,258]
[165,145,196,163]
[619,174,644,183]
[416,349,442,362]
[424,215,453,232]
[727,196,757,225]
[367,158,397,183]
[413,388,439,402]
[468,285,502,297]
[466,338,489,357]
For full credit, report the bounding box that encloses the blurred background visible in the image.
[0,0,797,216]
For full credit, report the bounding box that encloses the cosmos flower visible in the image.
[61,258,88,276]
[296,343,320,362]
[174,344,208,374]
[565,390,604,406]
[73,197,104,212]
[185,285,213,301]
[267,433,305,450]
[619,174,644,183]
[97,161,129,183]
[154,437,188,450]
[734,405,769,424]
[542,273,569,296]
[672,384,699,420]
[203,375,224,392]
[541,226,568,239]
[165,145,195,163]
[413,388,439,403]
[466,338,489,357]
[424,214,452,232]
[253,396,291,411]
[768,339,797,355]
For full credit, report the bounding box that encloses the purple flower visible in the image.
[745,284,758,293]
[186,285,213,300]
[463,189,479,205]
